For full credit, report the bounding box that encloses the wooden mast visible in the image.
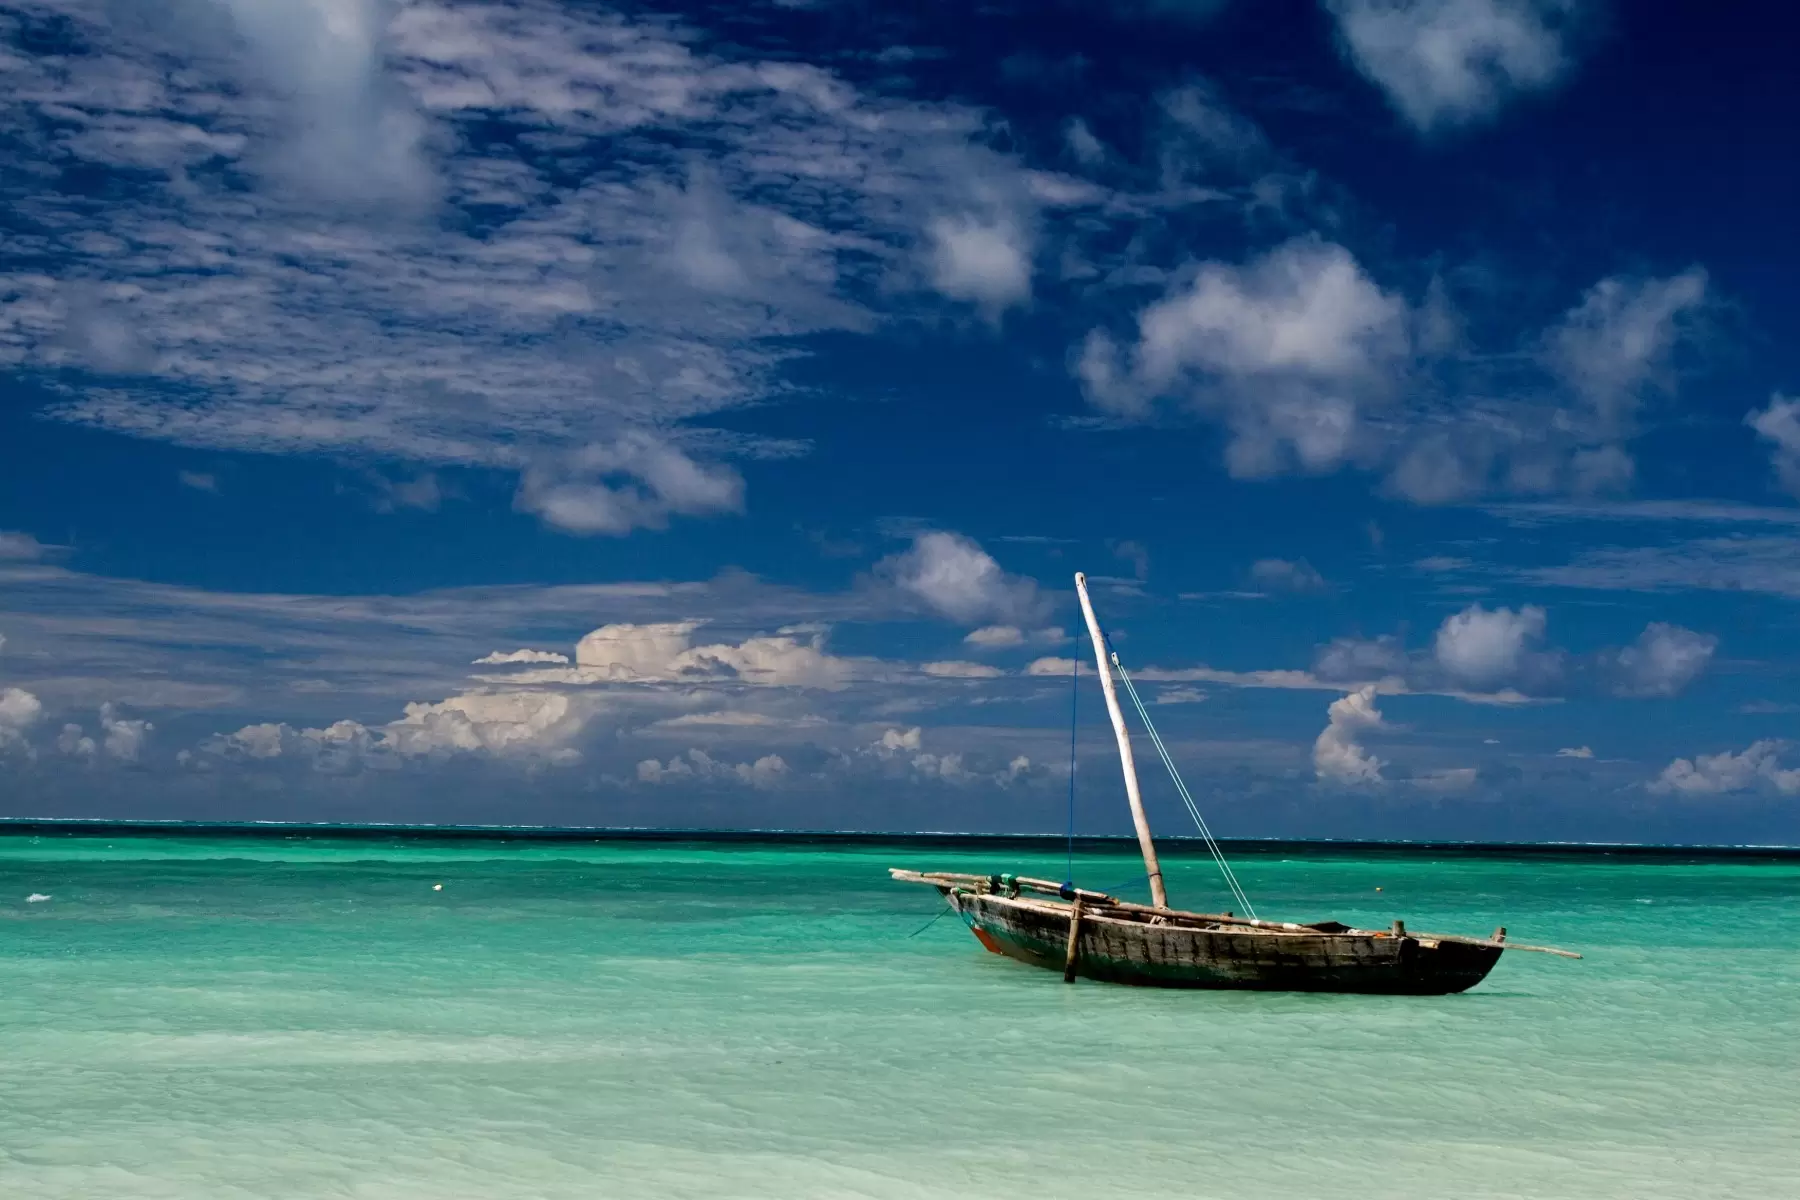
[1074,571,1168,909]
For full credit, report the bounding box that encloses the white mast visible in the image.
[1074,572,1168,910]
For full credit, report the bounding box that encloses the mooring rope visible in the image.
[1110,651,1259,920]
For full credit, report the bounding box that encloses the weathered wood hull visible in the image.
[950,890,1503,995]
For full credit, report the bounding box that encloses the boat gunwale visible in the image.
[892,867,1581,958]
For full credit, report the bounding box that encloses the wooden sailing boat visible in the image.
[892,571,1579,994]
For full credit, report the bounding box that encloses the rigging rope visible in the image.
[1109,650,1259,920]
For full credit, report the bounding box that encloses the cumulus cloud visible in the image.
[207,689,586,768]
[0,686,45,756]
[1250,557,1327,593]
[473,649,571,666]
[1651,740,1800,797]
[910,750,969,781]
[574,622,706,680]
[1325,0,1584,134]
[1025,656,1079,677]
[877,532,1044,625]
[555,621,857,689]
[1747,394,1800,498]
[385,690,581,759]
[1556,745,1592,758]
[1610,623,1717,697]
[637,748,789,788]
[1077,238,1407,477]
[1433,603,1550,688]
[514,435,745,536]
[874,726,923,755]
[98,702,152,762]
[1313,685,1386,784]
[178,471,219,493]
[58,723,98,761]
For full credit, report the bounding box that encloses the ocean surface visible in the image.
[2,831,1797,1199]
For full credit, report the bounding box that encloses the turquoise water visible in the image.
[2,834,1797,1199]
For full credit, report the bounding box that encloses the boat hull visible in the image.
[952,891,1502,995]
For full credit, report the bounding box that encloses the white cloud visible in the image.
[874,726,923,755]
[963,625,1063,649]
[1313,635,1406,682]
[926,214,1033,315]
[673,634,856,690]
[1064,117,1106,165]
[1747,394,1800,498]
[1078,238,1407,477]
[910,751,969,781]
[1313,685,1385,784]
[1385,269,1708,505]
[1545,269,1708,438]
[878,532,1044,625]
[1556,745,1592,758]
[385,689,584,759]
[638,748,789,788]
[652,710,804,729]
[473,649,571,666]
[1025,656,1078,677]
[0,686,45,755]
[98,702,152,761]
[518,630,817,688]
[215,722,292,760]
[1433,603,1549,687]
[209,0,438,207]
[210,689,585,766]
[1611,623,1716,697]
[1153,686,1208,705]
[57,723,98,761]
[0,533,47,561]
[1325,0,1582,134]
[178,470,219,493]
[575,622,707,680]
[1250,557,1327,592]
[556,619,860,688]
[1,0,1052,536]
[921,660,1004,679]
[514,435,745,536]
[1651,740,1800,797]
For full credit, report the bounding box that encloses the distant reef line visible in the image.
[0,818,1795,859]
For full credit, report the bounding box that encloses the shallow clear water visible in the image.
[2,834,1797,1199]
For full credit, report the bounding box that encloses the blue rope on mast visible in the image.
[1065,633,1079,887]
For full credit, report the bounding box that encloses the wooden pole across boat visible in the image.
[1062,895,1085,983]
[1074,571,1169,909]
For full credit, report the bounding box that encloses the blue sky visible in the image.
[2,0,1799,842]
